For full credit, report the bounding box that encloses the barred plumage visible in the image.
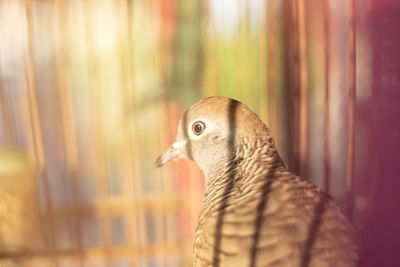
[156,96,359,267]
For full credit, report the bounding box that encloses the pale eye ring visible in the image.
[192,121,206,135]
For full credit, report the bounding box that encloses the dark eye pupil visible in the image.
[194,124,202,133]
[192,121,205,135]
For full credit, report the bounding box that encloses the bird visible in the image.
[155,96,359,267]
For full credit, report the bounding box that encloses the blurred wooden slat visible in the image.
[292,0,300,173]
[54,0,83,265]
[117,0,138,264]
[159,0,181,259]
[323,0,331,193]
[23,0,45,174]
[298,0,308,177]
[83,1,112,265]
[41,194,203,219]
[259,1,268,122]
[369,0,380,214]
[268,0,278,140]
[24,0,58,260]
[0,241,193,261]
[0,76,14,147]
[292,0,308,176]
[130,0,148,259]
[54,0,79,172]
[152,1,168,263]
[346,0,356,220]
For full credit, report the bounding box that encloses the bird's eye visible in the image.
[192,121,206,135]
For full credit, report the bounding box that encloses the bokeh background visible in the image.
[0,0,399,266]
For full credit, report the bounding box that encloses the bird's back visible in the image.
[194,157,359,267]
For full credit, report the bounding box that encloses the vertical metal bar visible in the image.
[24,0,58,264]
[346,0,356,219]
[323,0,331,193]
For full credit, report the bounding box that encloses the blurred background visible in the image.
[0,0,399,266]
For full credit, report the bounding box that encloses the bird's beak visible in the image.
[155,140,187,167]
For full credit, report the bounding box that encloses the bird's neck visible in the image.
[206,137,284,181]
[201,138,286,216]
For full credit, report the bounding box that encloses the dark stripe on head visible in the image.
[181,110,193,160]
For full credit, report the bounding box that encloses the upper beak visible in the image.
[155,140,186,167]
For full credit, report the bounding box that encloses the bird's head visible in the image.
[155,96,273,179]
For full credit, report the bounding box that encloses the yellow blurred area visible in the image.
[0,149,38,252]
